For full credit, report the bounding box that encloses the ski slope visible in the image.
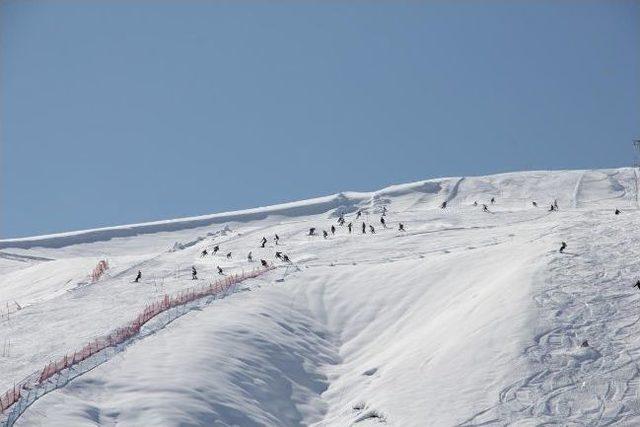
[2,168,640,426]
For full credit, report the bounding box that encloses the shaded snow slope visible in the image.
[2,168,640,426]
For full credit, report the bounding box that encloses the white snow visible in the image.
[2,168,640,426]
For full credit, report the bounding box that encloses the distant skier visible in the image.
[338,215,345,226]
[331,225,336,235]
[247,251,253,262]
[580,340,589,348]
[261,259,268,267]
[356,210,362,220]
[361,222,366,234]
[382,206,387,216]
[134,270,142,283]
[309,227,316,236]
[473,201,478,207]
[532,201,537,207]
[217,266,223,275]
[323,230,329,239]
[491,197,495,205]
[275,234,280,245]
[634,280,640,291]
[482,204,490,213]
[369,225,375,234]
[549,204,556,212]
[213,245,220,255]
[192,266,198,280]
[226,252,232,259]
[398,223,405,231]
[275,251,283,260]
[553,199,559,210]
[201,249,208,257]
[347,222,353,233]
[380,217,386,228]
[261,237,267,248]
[441,201,447,209]
[559,242,567,253]
[615,209,621,215]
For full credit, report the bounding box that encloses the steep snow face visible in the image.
[2,168,640,426]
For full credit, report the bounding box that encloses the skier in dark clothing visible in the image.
[134,270,142,283]
[309,227,316,236]
[382,206,387,216]
[275,234,280,245]
[323,230,328,239]
[282,254,291,263]
[491,197,495,205]
[473,201,478,207]
[213,245,219,255]
[192,266,197,280]
[634,280,640,290]
[549,204,556,211]
[356,211,362,220]
[369,225,375,234]
[348,222,353,233]
[275,251,283,260]
[553,200,559,210]
[247,251,253,262]
[201,249,208,257]
[331,225,336,235]
[261,259,268,267]
[615,209,621,215]
[380,217,386,228]
[441,201,447,209]
[261,237,267,248]
[338,215,345,226]
[559,242,567,253]
[532,201,537,207]
[217,266,223,275]
[399,223,405,231]
[362,222,366,234]
[483,204,490,213]
[226,252,232,259]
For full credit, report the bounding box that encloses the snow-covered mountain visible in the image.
[2,168,640,426]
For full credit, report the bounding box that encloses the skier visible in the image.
[361,222,366,234]
[559,242,567,253]
[331,225,336,235]
[369,225,376,234]
[134,270,142,283]
[201,249,208,257]
[491,197,495,205]
[347,222,353,233]
[553,199,559,210]
[356,210,362,220]
[323,230,328,239]
[398,223,405,231]
[580,340,589,348]
[633,280,640,291]
[380,216,386,228]
[282,254,291,263]
[275,251,283,260]
[532,201,538,207]
[382,206,387,216]
[441,201,447,209]
[549,204,556,212]
[261,237,267,248]
[615,209,621,215]
[217,266,223,275]
[482,204,490,213]
[247,251,253,262]
[261,259,268,267]
[309,227,316,236]
[213,245,220,255]
[338,215,345,226]
[275,234,280,245]
[473,201,478,207]
[226,252,232,259]
[192,266,197,280]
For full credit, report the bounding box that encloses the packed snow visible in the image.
[2,168,640,426]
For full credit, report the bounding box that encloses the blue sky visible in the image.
[1,1,639,238]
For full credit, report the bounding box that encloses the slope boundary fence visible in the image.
[0,265,274,426]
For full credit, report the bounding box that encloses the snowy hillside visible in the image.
[2,168,640,426]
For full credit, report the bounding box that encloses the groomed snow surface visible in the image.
[2,168,640,426]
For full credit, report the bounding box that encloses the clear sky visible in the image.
[1,1,639,238]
